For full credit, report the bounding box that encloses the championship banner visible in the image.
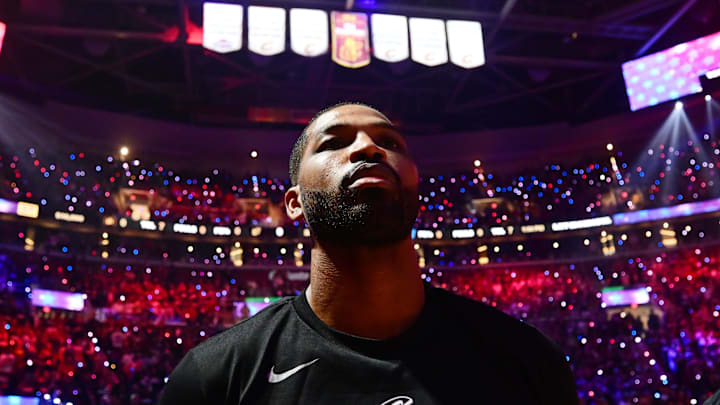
[331,11,371,68]
[248,6,286,56]
[371,14,409,63]
[202,2,243,54]
[447,20,486,69]
[290,8,329,57]
[409,17,448,67]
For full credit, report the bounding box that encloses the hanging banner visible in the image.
[409,17,448,67]
[290,9,329,57]
[371,14,409,63]
[331,11,371,68]
[447,20,486,69]
[202,2,243,54]
[248,6,286,56]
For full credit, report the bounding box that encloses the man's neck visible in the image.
[305,236,425,340]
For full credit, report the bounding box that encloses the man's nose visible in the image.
[348,131,387,163]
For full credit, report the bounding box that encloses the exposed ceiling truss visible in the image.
[0,0,717,131]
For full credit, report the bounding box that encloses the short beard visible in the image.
[300,184,419,247]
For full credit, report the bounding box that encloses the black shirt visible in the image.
[705,390,720,405]
[158,283,578,404]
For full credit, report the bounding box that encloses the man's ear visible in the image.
[284,185,304,221]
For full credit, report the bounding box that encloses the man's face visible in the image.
[288,104,419,246]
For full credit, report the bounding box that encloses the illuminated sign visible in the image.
[622,31,720,111]
[0,21,5,57]
[705,67,720,80]
[0,396,39,405]
[416,230,434,239]
[521,224,546,234]
[31,288,85,311]
[601,286,650,307]
[551,216,612,231]
[613,197,720,225]
[17,201,40,218]
[139,220,157,231]
[213,226,232,236]
[173,223,198,234]
[451,229,475,239]
[234,297,281,317]
[54,211,85,223]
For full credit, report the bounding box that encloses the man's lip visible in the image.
[346,164,398,187]
[348,176,394,188]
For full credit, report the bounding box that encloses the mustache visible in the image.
[341,162,400,189]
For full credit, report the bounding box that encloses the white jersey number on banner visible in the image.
[447,20,486,69]
[290,9,329,57]
[371,14,409,63]
[248,6,286,56]
[409,17,448,67]
[202,2,243,54]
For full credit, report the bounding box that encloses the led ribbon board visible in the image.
[613,197,720,225]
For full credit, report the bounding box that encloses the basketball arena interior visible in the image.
[0,0,719,403]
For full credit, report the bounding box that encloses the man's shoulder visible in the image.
[427,285,559,350]
[190,295,296,362]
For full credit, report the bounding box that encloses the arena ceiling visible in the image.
[0,0,718,133]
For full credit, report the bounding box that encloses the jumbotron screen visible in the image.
[234,297,282,318]
[622,31,720,111]
[601,286,650,308]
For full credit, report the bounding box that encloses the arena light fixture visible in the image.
[706,94,712,102]
[674,101,683,110]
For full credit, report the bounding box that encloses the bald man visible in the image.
[158,102,578,404]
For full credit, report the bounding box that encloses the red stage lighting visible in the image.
[0,21,6,56]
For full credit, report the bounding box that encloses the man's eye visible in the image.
[318,139,341,151]
[382,139,400,149]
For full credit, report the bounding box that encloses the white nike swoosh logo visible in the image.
[268,358,319,383]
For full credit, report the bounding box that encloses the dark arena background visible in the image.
[0,0,719,404]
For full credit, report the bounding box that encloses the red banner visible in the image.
[331,12,370,68]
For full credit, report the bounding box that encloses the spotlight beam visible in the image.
[635,0,698,56]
